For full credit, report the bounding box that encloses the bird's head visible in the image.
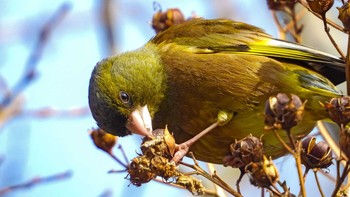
[88,45,166,137]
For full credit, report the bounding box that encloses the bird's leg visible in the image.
[171,110,233,163]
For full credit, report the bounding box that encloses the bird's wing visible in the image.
[152,19,345,84]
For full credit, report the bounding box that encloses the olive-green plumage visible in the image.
[89,19,344,164]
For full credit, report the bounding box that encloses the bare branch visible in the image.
[0,170,72,196]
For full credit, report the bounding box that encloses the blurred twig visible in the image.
[317,121,347,161]
[0,3,71,107]
[0,170,72,196]
[0,95,24,129]
[346,33,350,98]
[97,0,117,56]
[321,15,346,60]
[21,106,90,118]
[313,170,326,197]
[269,2,303,43]
[271,8,307,41]
[98,189,113,197]
[298,0,346,33]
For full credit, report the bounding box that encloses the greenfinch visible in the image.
[88,19,344,164]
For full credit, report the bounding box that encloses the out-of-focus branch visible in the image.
[97,0,117,56]
[98,189,113,197]
[0,105,89,130]
[0,95,24,129]
[0,3,73,131]
[0,170,73,196]
[1,3,71,107]
[21,106,90,118]
[269,2,304,43]
[321,15,346,60]
[298,0,346,33]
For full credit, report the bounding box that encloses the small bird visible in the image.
[88,19,344,164]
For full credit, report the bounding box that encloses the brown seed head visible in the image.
[223,135,263,168]
[265,93,305,131]
[150,156,178,180]
[140,128,175,160]
[307,0,334,15]
[90,128,117,154]
[128,155,155,186]
[176,174,205,195]
[151,5,185,33]
[267,0,296,11]
[245,155,279,188]
[324,97,350,126]
[337,3,350,30]
[301,137,333,169]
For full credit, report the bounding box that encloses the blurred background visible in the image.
[0,0,348,196]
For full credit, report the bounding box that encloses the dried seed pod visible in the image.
[90,128,117,154]
[324,97,350,126]
[128,155,156,186]
[176,174,205,195]
[163,126,176,157]
[140,128,175,160]
[337,3,350,31]
[223,135,263,168]
[151,3,185,33]
[267,0,296,11]
[301,137,333,169]
[245,155,279,188]
[129,127,179,185]
[307,0,334,15]
[150,156,178,180]
[265,93,305,131]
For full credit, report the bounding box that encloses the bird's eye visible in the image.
[119,91,132,105]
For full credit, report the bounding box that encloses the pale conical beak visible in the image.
[125,105,153,136]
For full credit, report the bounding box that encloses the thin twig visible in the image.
[97,0,117,55]
[303,167,310,181]
[1,3,71,106]
[21,106,90,118]
[108,152,129,170]
[0,95,23,130]
[319,169,337,184]
[272,130,294,154]
[153,178,220,197]
[298,0,347,33]
[314,170,326,197]
[346,32,350,97]
[332,162,350,197]
[321,14,346,60]
[0,170,72,195]
[118,144,130,166]
[294,141,307,197]
[284,8,307,36]
[269,183,282,195]
[272,11,287,40]
[289,4,302,43]
[180,153,242,197]
[317,121,347,161]
[273,129,306,196]
[267,185,282,196]
[207,163,227,197]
